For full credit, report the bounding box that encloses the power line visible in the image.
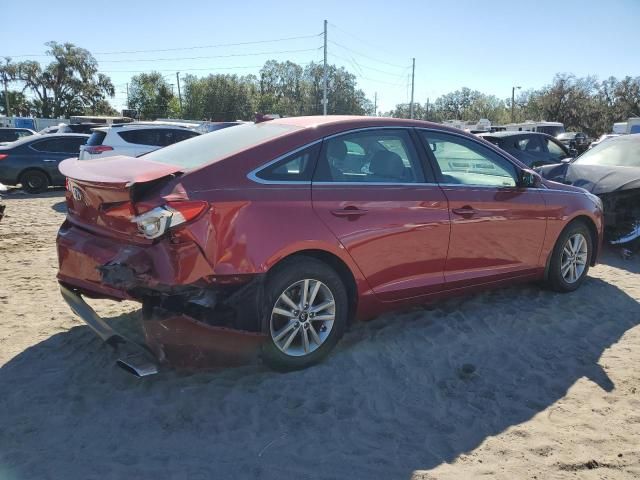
[3,33,323,58]
[101,61,321,75]
[328,22,402,57]
[331,52,410,78]
[96,47,322,63]
[328,40,408,69]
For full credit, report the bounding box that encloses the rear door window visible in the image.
[0,131,19,142]
[254,144,320,182]
[118,129,164,146]
[31,137,86,154]
[314,129,425,183]
[162,129,200,146]
[59,137,88,153]
[87,131,107,146]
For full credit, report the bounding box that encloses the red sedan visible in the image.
[57,116,603,373]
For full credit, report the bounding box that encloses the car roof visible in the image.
[2,132,89,148]
[268,115,445,129]
[104,123,197,130]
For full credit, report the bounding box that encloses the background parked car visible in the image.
[537,134,640,247]
[589,133,620,149]
[79,124,201,160]
[0,133,88,193]
[557,132,590,154]
[0,128,38,145]
[478,131,573,167]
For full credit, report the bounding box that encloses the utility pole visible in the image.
[2,76,10,118]
[323,19,328,115]
[426,98,430,120]
[374,92,377,116]
[126,83,130,108]
[176,72,183,115]
[511,85,521,123]
[409,57,415,119]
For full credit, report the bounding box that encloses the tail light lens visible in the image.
[0,154,8,161]
[84,145,113,155]
[132,201,207,239]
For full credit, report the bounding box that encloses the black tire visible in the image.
[261,257,348,371]
[20,170,50,194]
[546,220,593,293]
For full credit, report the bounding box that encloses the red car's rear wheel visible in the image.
[261,257,347,371]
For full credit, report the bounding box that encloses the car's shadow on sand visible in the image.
[1,277,638,479]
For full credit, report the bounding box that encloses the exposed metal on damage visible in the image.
[60,284,159,376]
[610,222,640,245]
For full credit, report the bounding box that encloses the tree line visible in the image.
[1,41,638,137]
[387,75,640,137]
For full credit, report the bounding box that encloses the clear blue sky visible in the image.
[3,0,639,113]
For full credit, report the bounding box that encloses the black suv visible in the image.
[478,131,573,168]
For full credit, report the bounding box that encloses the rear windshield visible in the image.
[87,131,107,146]
[145,122,301,169]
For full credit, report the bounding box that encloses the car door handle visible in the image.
[452,206,477,217]
[330,207,368,217]
[42,159,57,162]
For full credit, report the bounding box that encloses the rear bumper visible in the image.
[57,219,215,298]
[57,222,268,369]
[60,284,267,369]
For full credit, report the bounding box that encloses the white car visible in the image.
[79,124,201,160]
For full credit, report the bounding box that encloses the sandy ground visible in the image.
[0,190,639,480]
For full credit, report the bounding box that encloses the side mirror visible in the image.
[519,169,542,188]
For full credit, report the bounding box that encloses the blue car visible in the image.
[0,133,89,193]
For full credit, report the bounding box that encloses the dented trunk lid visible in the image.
[59,156,183,238]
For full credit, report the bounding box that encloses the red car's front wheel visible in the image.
[261,257,348,371]
[547,220,593,292]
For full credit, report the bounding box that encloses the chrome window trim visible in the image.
[247,127,421,185]
[246,139,322,185]
[246,125,548,189]
[312,181,439,187]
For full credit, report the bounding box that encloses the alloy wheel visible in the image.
[560,233,588,283]
[269,279,336,357]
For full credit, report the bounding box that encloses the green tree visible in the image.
[182,73,257,121]
[128,71,179,120]
[16,42,115,118]
[0,90,32,116]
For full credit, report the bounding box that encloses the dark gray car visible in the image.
[479,131,573,168]
[0,133,89,193]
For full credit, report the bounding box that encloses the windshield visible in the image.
[574,135,640,167]
[145,122,301,169]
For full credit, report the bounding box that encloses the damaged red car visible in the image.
[57,116,603,374]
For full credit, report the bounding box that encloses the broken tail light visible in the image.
[132,201,207,239]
